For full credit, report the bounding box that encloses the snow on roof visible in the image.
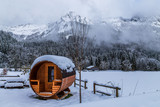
[86,65,95,69]
[31,55,75,72]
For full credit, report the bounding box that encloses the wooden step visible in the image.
[52,88,59,90]
[52,91,57,93]
[39,93,53,96]
[57,88,71,99]
[53,86,60,88]
[52,90,59,92]
[52,92,56,94]
[52,88,60,90]
[52,90,58,94]
[52,89,59,91]
[40,92,52,94]
[54,79,62,82]
[52,87,60,89]
[52,85,60,94]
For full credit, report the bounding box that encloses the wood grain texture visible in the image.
[30,61,75,99]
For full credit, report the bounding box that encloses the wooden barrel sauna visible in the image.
[30,55,76,99]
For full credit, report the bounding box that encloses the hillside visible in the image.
[1,14,160,47]
[0,13,160,71]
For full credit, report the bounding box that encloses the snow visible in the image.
[0,68,3,74]
[6,78,24,83]
[65,92,160,107]
[79,71,160,97]
[0,86,108,107]
[24,80,30,86]
[21,72,30,81]
[0,70,29,88]
[86,65,94,69]
[57,12,91,34]
[6,71,22,76]
[65,34,72,39]
[3,24,48,36]
[31,55,75,72]
[1,70,160,107]
[66,71,160,107]
[5,83,24,88]
[1,15,160,45]
[58,21,71,33]
[0,13,92,42]
[0,81,6,87]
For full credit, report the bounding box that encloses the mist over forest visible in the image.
[1,13,160,71]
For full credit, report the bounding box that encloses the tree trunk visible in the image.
[79,67,82,103]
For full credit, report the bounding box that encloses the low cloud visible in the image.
[0,0,160,26]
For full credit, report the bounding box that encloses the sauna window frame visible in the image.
[48,66,54,82]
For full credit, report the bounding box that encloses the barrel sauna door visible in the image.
[45,63,55,92]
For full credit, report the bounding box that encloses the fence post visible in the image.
[84,81,87,89]
[116,87,119,97]
[93,82,96,94]
[74,80,76,87]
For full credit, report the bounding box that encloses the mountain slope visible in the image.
[0,14,160,48]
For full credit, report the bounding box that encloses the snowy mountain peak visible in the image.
[3,24,48,36]
[1,13,160,42]
[0,12,94,41]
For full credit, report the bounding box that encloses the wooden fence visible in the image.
[74,78,88,89]
[93,82,121,97]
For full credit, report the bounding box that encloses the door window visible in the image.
[48,66,54,82]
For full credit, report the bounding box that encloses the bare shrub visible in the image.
[2,68,8,75]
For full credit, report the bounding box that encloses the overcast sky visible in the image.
[0,0,160,26]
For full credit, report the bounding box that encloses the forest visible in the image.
[0,30,160,71]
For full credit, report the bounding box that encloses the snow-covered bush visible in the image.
[1,68,8,75]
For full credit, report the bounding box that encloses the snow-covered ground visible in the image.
[80,71,160,97]
[1,70,160,107]
[0,86,109,107]
[66,92,160,107]
[0,69,22,76]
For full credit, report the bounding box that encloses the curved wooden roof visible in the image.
[31,55,75,72]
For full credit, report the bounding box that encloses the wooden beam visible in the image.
[94,83,121,90]
[96,90,112,96]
